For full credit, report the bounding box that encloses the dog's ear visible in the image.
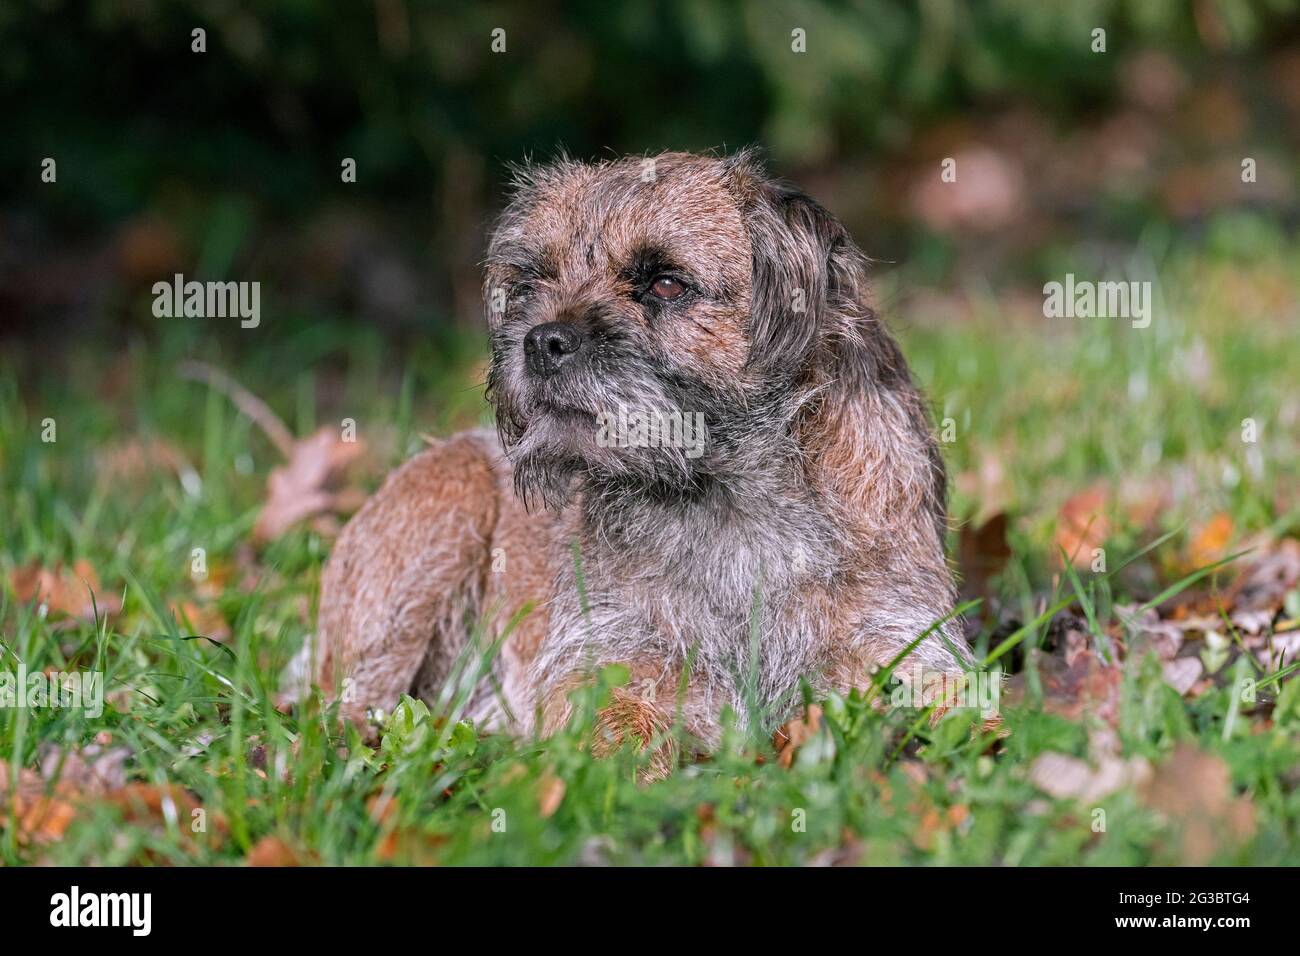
[724,151,948,543]
[724,151,912,394]
[724,152,872,381]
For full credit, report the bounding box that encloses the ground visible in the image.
[1,225,1298,865]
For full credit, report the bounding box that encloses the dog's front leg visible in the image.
[540,661,718,779]
[316,436,500,731]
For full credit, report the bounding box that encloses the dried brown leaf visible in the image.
[39,743,131,796]
[171,600,231,642]
[8,559,121,621]
[1005,645,1122,725]
[253,426,367,543]
[1054,486,1110,569]
[773,704,823,769]
[246,835,314,867]
[1161,657,1204,696]
[958,512,1012,602]
[0,758,77,845]
[1139,745,1255,864]
[1029,751,1151,802]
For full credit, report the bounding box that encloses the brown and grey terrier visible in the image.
[309,150,968,760]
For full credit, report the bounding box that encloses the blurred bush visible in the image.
[1,0,1297,340]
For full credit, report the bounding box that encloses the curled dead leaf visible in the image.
[253,426,367,543]
[773,704,823,769]
[1228,537,1300,616]
[1123,605,1184,661]
[1004,645,1122,725]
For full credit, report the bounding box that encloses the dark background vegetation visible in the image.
[3,0,1298,349]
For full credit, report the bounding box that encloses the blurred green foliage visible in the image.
[2,0,1298,348]
[3,0,1295,218]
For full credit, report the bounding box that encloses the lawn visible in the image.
[2,220,1298,865]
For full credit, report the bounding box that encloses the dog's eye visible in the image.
[649,276,687,301]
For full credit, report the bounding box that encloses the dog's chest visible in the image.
[538,500,844,697]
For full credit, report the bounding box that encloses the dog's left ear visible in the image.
[723,152,873,382]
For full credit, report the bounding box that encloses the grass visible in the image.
[2,217,1299,865]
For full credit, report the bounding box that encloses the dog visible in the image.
[311,149,969,759]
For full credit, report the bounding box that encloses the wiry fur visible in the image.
[312,150,968,756]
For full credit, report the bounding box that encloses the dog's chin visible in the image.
[504,406,598,511]
[504,402,703,511]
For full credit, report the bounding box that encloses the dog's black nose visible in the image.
[523,321,584,378]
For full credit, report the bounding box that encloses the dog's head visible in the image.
[484,150,903,510]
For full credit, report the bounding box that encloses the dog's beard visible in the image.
[504,409,589,511]
[488,350,718,511]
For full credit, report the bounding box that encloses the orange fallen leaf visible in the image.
[1054,486,1110,569]
[100,782,199,822]
[366,792,446,863]
[0,759,78,845]
[246,835,313,867]
[15,793,79,844]
[171,600,231,642]
[538,771,566,818]
[917,808,944,848]
[8,559,121,621]
[0,761,215,850]
[1186,513,1234,571]
[193,558,235,601]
